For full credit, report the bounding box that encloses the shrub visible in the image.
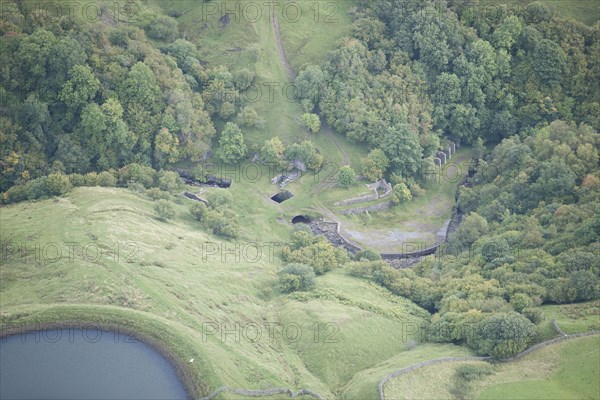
[204,208,240,239]
[146,188,173,201]
[234,69,255,90]
[338,166,356,188]
[26,178,48,200]
[145,14,178,42]
[189,202,208,221]
[392,182,412,204]
[474,312,536,358]
[3,184,28,203]
[354,249,382,261]
[157,170,182,191]
[408,182,425,198]
[361,149,389,181]
[128,181,146,194]
[118,163,156,188]
[154,199,176,221]
[83,172,99,186]
[45,173,72,196]
[238,106,260,127]
[301,113,321,133]
[69,173,86,187]
[206,190,233,208]
[278,263,316,293]
[521,308,544,324]
[97,171,117,187]
[291,223,312,235]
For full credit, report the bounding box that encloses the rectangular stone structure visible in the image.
[437,151,447,164]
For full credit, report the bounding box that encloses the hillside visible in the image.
[0,186,432,397]
[1,0,599,399]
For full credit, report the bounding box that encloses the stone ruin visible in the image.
[334,179,393,207]
[366,179,393,196]
[173,168,232,188]
[271,160,306,188]
[436,151,447,164]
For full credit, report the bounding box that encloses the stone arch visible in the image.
[292,215,311,224]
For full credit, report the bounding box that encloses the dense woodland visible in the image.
[300,0,600,357]
[1,1,599,358]
[296,0,599,187]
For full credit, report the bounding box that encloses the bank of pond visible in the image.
[0,328,189,399]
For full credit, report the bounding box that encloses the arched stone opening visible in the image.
[292,215,311,224]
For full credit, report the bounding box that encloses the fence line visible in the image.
[377,328,600,400]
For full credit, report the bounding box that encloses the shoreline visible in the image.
[0,315,204,399]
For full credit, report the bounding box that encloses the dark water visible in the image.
[0,329,189,400]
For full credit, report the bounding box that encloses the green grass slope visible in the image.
[382,335,600,400]
[0,186,432,398]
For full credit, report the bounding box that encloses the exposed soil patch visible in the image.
[271,15,296,81]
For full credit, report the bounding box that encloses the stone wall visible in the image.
[309,220,361,255]
[308,206,461,262]
[340,201,393,215]
[377,326,600,400]
[201,386,323,400]
[334,192,379,206]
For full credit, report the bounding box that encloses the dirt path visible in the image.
[271,14,296,82]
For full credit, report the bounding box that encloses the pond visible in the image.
[0,329,190,400]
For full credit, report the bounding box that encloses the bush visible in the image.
[521,308,544,324]
[26,178,47,200]
[474,312,536,358]
[301,113,321,133]
[83,172,99,186]
[157,170,182,191]
[206,190,233,208]
[237,106,260,127]
[45,173,72,196]
[234,69,255,90]
[3,184,28,203]
[361,149,389,181]
[69,173,86,187]
[510,293,532,313]
[189,202,208,221]
[291,223,312,234]
[118,163,156,188]
[392,182,412,204]
[145,14,178,42]
[278,263,316,293]
[97,171,117,187]
[154,199,176,221]
[146,188,173,201]
[128,181,146,194]
[204,209,240,239]
[354,249,382,261]
[338,166,356,188]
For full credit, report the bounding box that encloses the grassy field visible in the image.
[539,301,600,334]
[277,0,356,71]
[0,186,435,398]
[383,335,600,400]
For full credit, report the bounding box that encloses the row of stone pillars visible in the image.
[434,142,457,167]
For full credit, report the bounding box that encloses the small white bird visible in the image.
[189,358,194,363]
